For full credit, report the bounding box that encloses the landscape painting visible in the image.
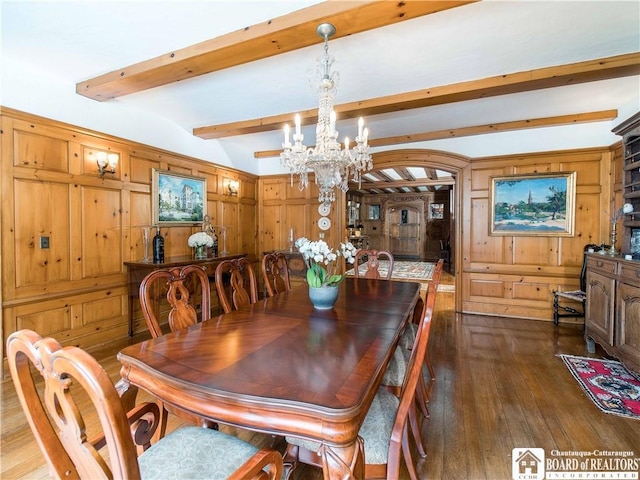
[490,172,576,236]
[152,169,206,225]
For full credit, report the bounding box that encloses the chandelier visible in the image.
[280,23,372,206]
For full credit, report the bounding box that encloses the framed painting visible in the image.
[152,169,207,225]
[489,172,576,236]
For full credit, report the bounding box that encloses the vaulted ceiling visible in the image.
[2,0,639,195]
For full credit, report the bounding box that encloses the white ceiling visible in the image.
[1,0,639,178]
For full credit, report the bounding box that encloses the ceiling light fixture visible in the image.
[280,23,372,207]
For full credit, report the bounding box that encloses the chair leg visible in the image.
[282,444,299,480]
[408,402,427,458]
[553,294,559,326]
[425,350,436,399]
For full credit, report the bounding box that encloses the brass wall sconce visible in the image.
[90,151,119,176]
[224,179,239,196]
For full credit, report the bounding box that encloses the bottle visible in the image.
[211,227,218,257]
[152,226,164,263]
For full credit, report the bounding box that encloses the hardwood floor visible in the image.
[2,275,639,479]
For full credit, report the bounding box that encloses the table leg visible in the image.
[319,438,365,480]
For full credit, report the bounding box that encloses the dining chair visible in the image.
[138,264,218,433]
[215,257,259,313]
[139,264,212,338]
[261,252,291,297]
[282,281,437,480]
[380,259,444,456]
[353,249,394,280]
[6,329,284,480]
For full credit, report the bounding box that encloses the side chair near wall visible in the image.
[139,264,217,432]
[215,257,259,313]
[262,252,291,297]
[353,249,395,280]
[283,280,437,480]
[6,330,283,480]
[552,243,600,325]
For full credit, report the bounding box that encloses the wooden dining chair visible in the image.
[353,249,394,280]
[6,329,283,480]
[261,252,291,297]
[139,265,218,433]
[380,259,443,457]
[282,282,437,480]
[139,264,212,338]
[215,257,259,313]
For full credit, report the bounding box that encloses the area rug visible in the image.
[560,354,640,420]
[346,260,435,281]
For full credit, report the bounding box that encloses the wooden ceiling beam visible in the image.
[357,178,455,189]
[201,53,637,141]
[254,109,618,158]
[76,1,473,101]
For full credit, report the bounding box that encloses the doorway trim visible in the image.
[370,149,470,311]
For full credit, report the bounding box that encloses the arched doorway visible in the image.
[350,149,469,310]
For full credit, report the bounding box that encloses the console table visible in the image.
[124,254,246,337]
[585,254,640,372]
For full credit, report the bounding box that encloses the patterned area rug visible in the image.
[347,260,435,281]
[560,354,640,420]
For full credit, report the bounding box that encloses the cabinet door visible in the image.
[616,282,640,367]
[585,270,615,345]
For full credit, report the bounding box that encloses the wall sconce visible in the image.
[93,151,119,176]
[224,179,239,196]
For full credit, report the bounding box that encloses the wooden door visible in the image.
[388,206,421,258]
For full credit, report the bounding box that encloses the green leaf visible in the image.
[326,274,343,285]
[307,268,321,287]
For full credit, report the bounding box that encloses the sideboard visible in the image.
[585,254,640,372]
[124,253,246,337]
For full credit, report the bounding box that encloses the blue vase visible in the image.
[308,285,339,310]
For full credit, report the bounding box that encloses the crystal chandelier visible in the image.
[280,23,372,206]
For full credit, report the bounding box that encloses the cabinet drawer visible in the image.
[587,255,617,275]
[620,261,640,286]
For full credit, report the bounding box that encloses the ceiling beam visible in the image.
[253,109,618,158]
[357,178,456,189]
[199,53,637,140]
[76,1,473,101]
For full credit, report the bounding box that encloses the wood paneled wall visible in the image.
[0,108,257,364]
[0,108,621,368]
[462,148,616,321]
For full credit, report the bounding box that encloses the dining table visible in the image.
[118,277,421,479]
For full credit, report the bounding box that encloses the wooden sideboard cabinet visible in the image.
[585,254,640,372]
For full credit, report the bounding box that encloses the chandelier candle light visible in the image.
[281,23,373,206]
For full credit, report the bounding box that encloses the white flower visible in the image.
[295,237,356,287]
[188,231,214,247]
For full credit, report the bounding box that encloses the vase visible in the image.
[194,245,207,260]
[308,285,339,310]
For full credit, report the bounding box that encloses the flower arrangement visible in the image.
[188,231,214,248]
[610,203,634,223]
[295,237,357,288]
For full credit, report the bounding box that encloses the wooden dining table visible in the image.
[118,277,421,479]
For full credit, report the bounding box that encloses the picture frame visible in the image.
[152,169,207,226]
[489,172,576,236]
[430,203,445,220]
[368,204,380,220]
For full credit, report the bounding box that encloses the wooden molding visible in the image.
[253,110,619,158]
[200,52,637,140]
[76,1,473,101]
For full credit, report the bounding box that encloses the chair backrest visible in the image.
[387,281,437,478]
[353,249,395,280]
[215,257,259,313]
[6,329,145,479]
[580,243,600,292]
[139,264,211,338]
[261,252,291,297]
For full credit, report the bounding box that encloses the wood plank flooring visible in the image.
[2,273,639,479]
